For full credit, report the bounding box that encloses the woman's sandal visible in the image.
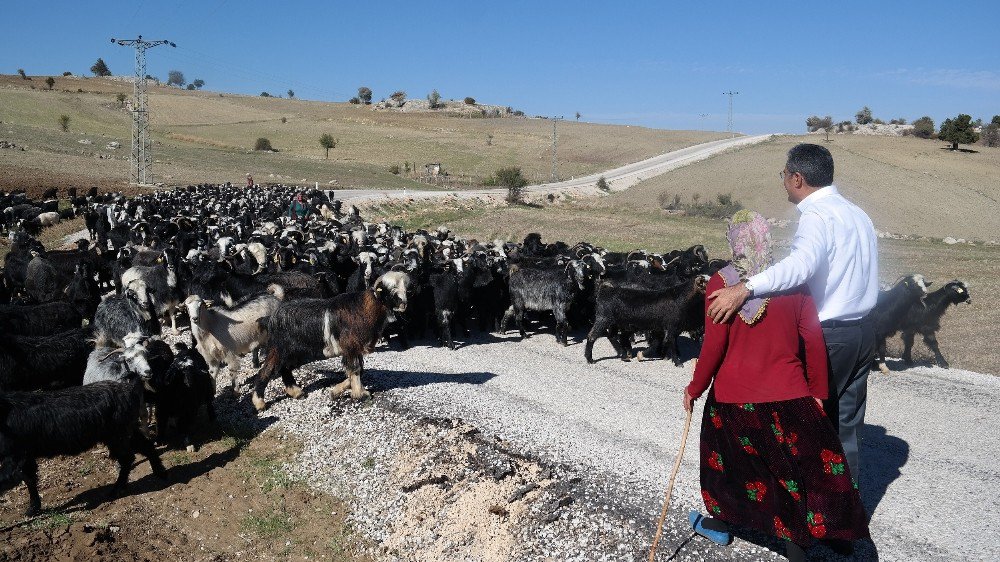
[689,511,732,546]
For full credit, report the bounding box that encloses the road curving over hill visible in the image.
[332,134,774,203]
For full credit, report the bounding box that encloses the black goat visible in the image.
[251,272,411,411]
[0,301,82,336]
[0,378,167,515]
[147,340,215,451]
[897,280,971,369]
[871,274,932,375]
[0,328,92,391]
[501,260,591,345]
[93,286,162,347]
[585,275,709,366]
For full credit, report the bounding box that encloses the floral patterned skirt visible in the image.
[699,393,870,545]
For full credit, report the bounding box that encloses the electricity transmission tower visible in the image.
[112,36,175,186]
[551,116,563,182]
[723,91,739,137]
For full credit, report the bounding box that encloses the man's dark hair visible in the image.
[786,143,834,187]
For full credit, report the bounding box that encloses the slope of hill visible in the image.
[0,74,728,193]
[606,134,1000,241]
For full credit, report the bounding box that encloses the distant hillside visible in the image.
[0,74,728,192]
[606,134,1000,241]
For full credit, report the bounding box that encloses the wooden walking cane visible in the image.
[648,361,697,562]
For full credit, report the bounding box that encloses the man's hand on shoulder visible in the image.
[706,282,750,324]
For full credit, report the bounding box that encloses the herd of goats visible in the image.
[0,184,971,516]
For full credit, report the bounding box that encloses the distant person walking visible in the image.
[685,210,869,561]
[287,192,308,221]
[246,173,254,188]
[706,144,879,487]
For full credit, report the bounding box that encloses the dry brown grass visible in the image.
[0,75,728,190]
[611,134,1000,241]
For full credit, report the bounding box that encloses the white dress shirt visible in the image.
[746,185,878,322]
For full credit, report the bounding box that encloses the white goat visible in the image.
[183,285,284,391]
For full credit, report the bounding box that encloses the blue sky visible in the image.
[4,1,998,134]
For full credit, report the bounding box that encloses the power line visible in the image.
[723,91,739,137]
[113,36,176,186]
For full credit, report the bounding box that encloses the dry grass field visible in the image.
[0,74,727,191]
[610,134,1000,242]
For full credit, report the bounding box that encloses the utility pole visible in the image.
[551,116,563,183]
[723,91,739,137]
[112,36,176,186]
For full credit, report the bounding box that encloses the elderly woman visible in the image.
[684,210,869,561]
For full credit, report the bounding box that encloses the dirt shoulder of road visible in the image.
[0,404,370,562]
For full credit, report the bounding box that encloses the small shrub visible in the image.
[90,58,112,77]
[167,70,185,87]
[658,191,742,218]
[193,79,205,89]
[62,71,72,76]
[17,69,28,80]
[855,106,873,125]
[404,162,411,173]
[45,77,55,90]
[873,118,885,125]
[911,116,935,139]
[287,89,294,98]
[805,115,833,132]
[464,96,476,105]
[506,185,524,205]
[890,117,907,125]
[596,176,609,191]
[58,114,70,131]
[486,133,493,146]
[280,116,287,123]
[427,89,441,109]
[254,137,273,151]
[390,90,406,103]
[982,116,1000,147]
[389,164,400,175]
[186,83,195,90]
[260,91,271,97]
[116,92,127,106]
[357,86,373,104]
[349,97,360,104]
[513,110,525,117]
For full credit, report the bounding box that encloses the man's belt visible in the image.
[820,316,872,329]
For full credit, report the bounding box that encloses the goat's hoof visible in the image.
[251,394,267,412]
[878,363,891,376]
[185,444,196,453]
[285,385,305,399]
[350,389,371,400]
[24,505,41,517]
[636,351,646,361]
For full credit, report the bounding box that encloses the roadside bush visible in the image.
[657,192,743,218]
[596,176,609,191]
[254,137,274,151]
[58,115,70,131]
[389,164,400,175]
[939,114,979,149]
[464,97,476,105]
[17,69,28,80]
[45,77,55,90]
[349,97,360,104]
[855,106,873,125]
[911,116,935,139]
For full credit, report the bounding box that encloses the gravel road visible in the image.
[288,329,998,561]
[331,135,773,203]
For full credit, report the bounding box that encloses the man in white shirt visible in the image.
[707,143,878,482]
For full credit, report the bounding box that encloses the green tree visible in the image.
[575,111,581,121]
[45,77,55,90]
[938,114,979,150]
[193,78,205,89]
[287,89,294,98]
[855,106,873,125]
[260,92,271,97]
[186,84,195,90]
[464,96,476,105]
[90,58,112,76]
[59,114,70,131]
[911,116,935,139]
[390,90,406,103]
[319,133,337,159]
[427,89,441,109]
[116,92,128,106]
[357,86,372,104]
[254,137,273,151]
[167,70,185,87]
[596,176,609,191]
[17,69,28,80]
